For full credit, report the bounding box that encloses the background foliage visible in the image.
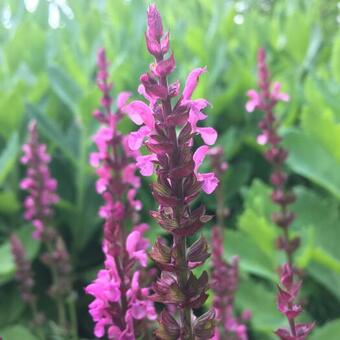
[0,0,340,339]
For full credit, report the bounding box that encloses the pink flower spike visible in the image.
[182,67,206,100]
[147,3,163,41]
[245,89,260,112]
[272,82,290,102]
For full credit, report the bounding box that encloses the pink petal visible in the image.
[124,100,152,125]
[131,271,140,291]
[89,152,101,167]
[117,91,131,109]
[272,82,290,102]
[196,127,217,145]
[245,89,260,112]
[182,67,206,100]
[197,172,219,194]
[126,231,141,257]
[136,154,156,176]
[257,133,268,145]
[193,145,209,172]
[128,126,151,150]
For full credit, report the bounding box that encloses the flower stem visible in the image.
[67,292,79,340]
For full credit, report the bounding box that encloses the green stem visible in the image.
[67,293,79,340]
[29,301,45,340]
[75,124,87,251]
[46,241,67,332]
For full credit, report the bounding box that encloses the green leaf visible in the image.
[309,319,340,340]
[0,133,19,186]
[301,109,340,162]
[26,104,76,164]
[225,229,277,282]
[0,325,38,340]
[0,191,20,214]
[238,180,279,270]
[292,187,340,262]
[282,128,340,200]
[47,64,82,115]
[331,33,340,83]
[236,277,285,333]
[0,90,24,138]
[0,285,24,327]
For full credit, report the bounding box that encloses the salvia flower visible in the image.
[246,48,314,338]
[10,234,44,326]
[124,4,217,338]
[10,234,36,303]
[85,48,156,339]
[20,121,59,240]
[275,265,314,340]
[209,147,250,340]
[211,228,250,340]
[20,122,72,324]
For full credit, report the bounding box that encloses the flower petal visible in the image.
[193,145,209,172]
[117,91,131,109]
[182,67,206,100]
[197,172,219,194]
[196,127,217,145]
[124,100,153,126]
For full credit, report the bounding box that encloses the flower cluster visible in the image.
[85,48,156,339]
[208,147,250,340]
[275,265,314,340]
[20,121,59,240]
[10,234,44,326]
[10,234,36,304]
[211,227,250,340]
[20,122,72,301]
[246,48,314,339]
[124,4,217,338]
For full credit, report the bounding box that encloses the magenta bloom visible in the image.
[275,265,314,340]
[246,48,314,339]
[85,48,155,339]
[20,122,72,303]
[20,121,59,240]
[124,4,216,338]
[211,227,249,340]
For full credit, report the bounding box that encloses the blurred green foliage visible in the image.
[0,0,340,339]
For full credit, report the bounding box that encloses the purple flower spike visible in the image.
[10,234,35,304]
[10,234,44,326]
[246,49,314,338]
[20,122,72,302]
[124,4,217,338]
[275,265,315,340]
[20,121,59,240]
[85,48,156,339]
[211,227,249,340]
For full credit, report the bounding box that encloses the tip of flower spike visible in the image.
[28,119,37,132]
[257,47,266,62]
[97,47,107,68]
[147,3,163,41]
